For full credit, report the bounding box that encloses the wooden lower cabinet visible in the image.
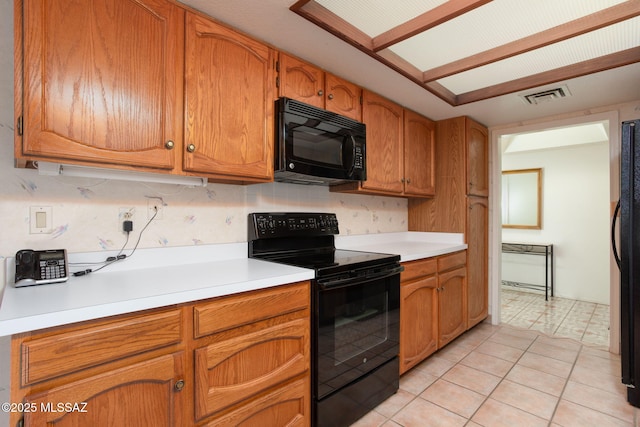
[437,266,467,348]
[10,282,311,427]
[399,252,467,374]
[467,196,489,328]
[23,352,185,427]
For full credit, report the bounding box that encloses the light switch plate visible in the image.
[30,206,53,234]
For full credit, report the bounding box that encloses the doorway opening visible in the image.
[490,111,620,352]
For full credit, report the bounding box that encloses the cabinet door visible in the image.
[404,110,436,197]
[361,90,404,193]
[194,318,309,420]
[24,353,185,427]
[279,54,324,109]
[466,118,489,196]
[400,275,438,374]
[438,267,467,348]
[184,12,275,182]
[325,73,361,121]
[467,196,489,328]
[21,0,183,170]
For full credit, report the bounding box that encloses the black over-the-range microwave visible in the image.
[275,97,366,185]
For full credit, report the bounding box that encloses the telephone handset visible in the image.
[15,249,69,287]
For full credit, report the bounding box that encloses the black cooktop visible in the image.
[259,248,399,275]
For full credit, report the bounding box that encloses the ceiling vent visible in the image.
[519,85,572,105]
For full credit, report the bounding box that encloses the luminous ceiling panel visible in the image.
[387,0,629,71]
[437,17,640,94]
[502,122,609,153]
[315,0,448,37]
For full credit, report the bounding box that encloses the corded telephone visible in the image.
[14,249,69,287]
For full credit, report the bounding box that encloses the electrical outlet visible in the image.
[118,207,135,231]
[147,200,164,220]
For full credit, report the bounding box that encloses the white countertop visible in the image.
[0,243,314,336]
[336,232,467,262]
[0,232,466,336]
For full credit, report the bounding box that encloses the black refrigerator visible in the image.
[613,119,640,408]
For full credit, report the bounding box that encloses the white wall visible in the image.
[502,140,610,304]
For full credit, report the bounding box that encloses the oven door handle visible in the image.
[317,265,404,289]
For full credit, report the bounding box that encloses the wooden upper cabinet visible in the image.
[466,118,489,196]
[184,12,275,182]
[20,0,184,170]
[360,90,404,193]
[403,109,436,197]
[324,73,362,120]
[279,53,362,121]
[279,54,325,109]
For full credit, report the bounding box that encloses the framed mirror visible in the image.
[502,168,542,229]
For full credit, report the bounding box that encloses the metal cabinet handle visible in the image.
[165,140,175,150]
[328,93,334,100]
[174,379,185,391]
[186,144,196,153]
[318,90,324,96]
[406,178,411,184]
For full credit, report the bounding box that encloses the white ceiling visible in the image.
[179,0,640,127]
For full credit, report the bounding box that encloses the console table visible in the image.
[501,242,554,300]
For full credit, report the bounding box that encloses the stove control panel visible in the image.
[248,212,339,239]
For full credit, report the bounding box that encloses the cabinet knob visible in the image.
[174,379,185,391]
[165,140,175,150]
[186,144,196,153]
[406,178,411,184]
[401,178,405,183]
[328,93,334,100]
[317,90,324,96]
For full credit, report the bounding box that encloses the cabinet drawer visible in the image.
[401,258,437,282]
[195,317,309,419]
[21,308,182,386]
[202,376,310,427]
[438,251,466,272]
[193,282,309,338]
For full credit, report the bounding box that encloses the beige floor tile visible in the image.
[373,388,416,419]
[436,340,476,363]
[420,379,486,418]
[350,409,388,427]
[517,351,573,378]
[441,364,501,396]
[381,420,402,427]
[575,351,621,377]
[399,366,438,395]
[505,365,567,396]
[487,330,536,350]
[562,380,635,422]
[527,340,579,364]
[391,398,467,427]
[552,399,633,427]
[460,350,515,377]
[570,365,628,396]
[471,398,548,427]
[413,355,455,377]
[490,379,559,420]
[475,340,525,362]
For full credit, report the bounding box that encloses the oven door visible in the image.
[313,266,400,400]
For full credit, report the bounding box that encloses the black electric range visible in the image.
[248,212,401,427]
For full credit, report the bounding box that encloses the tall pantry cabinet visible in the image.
[408,116,489,329]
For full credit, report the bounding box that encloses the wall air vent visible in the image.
[519,85,572,105]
